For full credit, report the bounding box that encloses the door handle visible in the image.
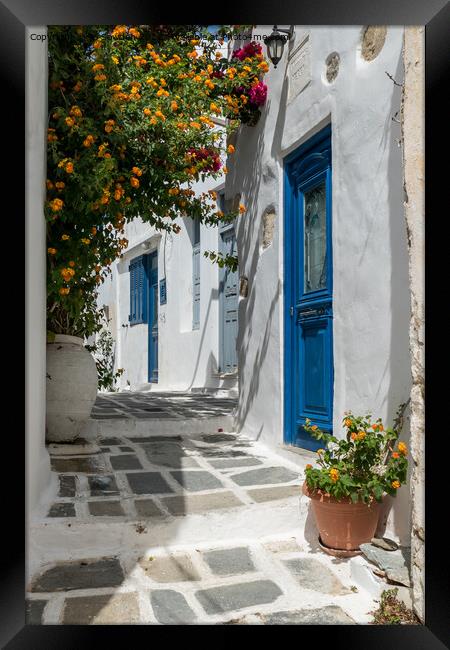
[290,306,294,317]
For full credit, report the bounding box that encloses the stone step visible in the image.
[29,495,306,573]
[80,414,235,440]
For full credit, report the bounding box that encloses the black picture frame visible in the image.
[4,0,449,646]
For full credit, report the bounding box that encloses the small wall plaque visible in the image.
[239,275,249,298]
[287,34,311,103]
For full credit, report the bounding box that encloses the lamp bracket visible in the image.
[273,24,294,40]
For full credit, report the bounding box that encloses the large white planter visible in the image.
[46,334,98,443]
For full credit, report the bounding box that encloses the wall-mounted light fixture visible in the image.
[265,25,295,68]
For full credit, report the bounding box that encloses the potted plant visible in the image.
[46,292,102,443]
[302,410,408,556]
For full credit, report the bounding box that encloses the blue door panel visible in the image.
[284,124,333,450]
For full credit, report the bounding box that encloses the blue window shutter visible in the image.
[138,261,143,321]
[129,255,148,325]
[129,261,136,323]
[141,256,148,323]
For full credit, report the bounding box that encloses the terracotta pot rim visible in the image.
[302,480,381,505]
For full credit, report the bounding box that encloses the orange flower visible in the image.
[91,227,97,235]
[69,106,82,117]
[83,135,95,147]
[227,144,235,154]
[130,177,140,188]
[65,117,75,127]
[60,267,75,282]
[132,166,142,176]
[68,261,75,268]
[398,442,408,456]
[47,248,57,255]
[59,287,70,295]
[391,480,401,489]
[50,198,63,212]
[392,452,400,459]
[329,468,339,483]
[170,101,178,111]
[351,432,358,441]
[357,431,366,440]
[65,162,74,174]
[311,424,318,431]
[305,464,312,470]
[61,234,70,241]
[344,418,352,427]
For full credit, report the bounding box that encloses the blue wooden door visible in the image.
[284,125,333,450]
[147,251,158,383]
[219,224,238,373]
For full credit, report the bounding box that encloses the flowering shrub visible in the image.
[85,328,124,391]
[303,410,409,503]
[46,25,269,337]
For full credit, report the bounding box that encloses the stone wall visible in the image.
[402,26,425,623]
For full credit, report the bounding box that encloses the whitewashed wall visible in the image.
[97,168,237,393]
[226,26,411,542]
[26,27,57,516]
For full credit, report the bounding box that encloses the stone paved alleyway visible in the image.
[91,391,238,420]
[28,395,379,625]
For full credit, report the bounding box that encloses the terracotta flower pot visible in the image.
[302,481,381,554]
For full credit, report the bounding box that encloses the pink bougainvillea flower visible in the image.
[248,81,268,106]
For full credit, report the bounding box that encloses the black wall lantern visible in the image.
[266,25,295,68]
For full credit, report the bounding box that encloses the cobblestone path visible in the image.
[28,419,377,624]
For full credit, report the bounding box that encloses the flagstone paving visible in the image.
[91,391,237,420]
[28,538,371,624]
[41,431,304,522]
[28,418,379,624]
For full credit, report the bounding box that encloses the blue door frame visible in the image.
[284,124,333,451]
[147,251,158,383]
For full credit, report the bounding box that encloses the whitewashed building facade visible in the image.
[97,26,413,541]
[96,151,239,395]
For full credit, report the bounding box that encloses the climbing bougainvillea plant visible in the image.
[46,25,268,336]
[303,409,409,504]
